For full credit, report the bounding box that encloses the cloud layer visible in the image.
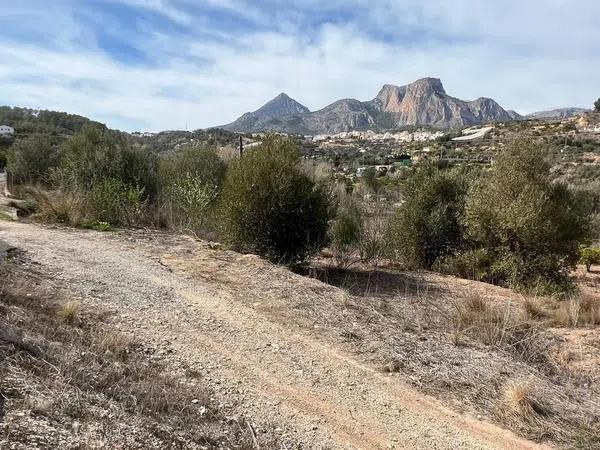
[1,0,598,131]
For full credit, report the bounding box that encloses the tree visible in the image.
[219,135,331,264]
[389,164,472,268]
[465,139,590,293]
[594,98,600,113]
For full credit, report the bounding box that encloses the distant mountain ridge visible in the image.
[525,108,590,120]
[221,78,514,134]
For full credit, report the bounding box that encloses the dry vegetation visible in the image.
[287,260,600,448]
[0,261,278,449]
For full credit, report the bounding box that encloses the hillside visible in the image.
[0,106,107,140]
[1,219,599,448]
[221,78,514,134]
[526,108,590,120]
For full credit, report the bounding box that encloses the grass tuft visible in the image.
[57,300,81,324]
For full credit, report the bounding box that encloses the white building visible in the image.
[0,125,14,136]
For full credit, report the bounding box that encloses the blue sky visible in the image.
[1,0,598,131]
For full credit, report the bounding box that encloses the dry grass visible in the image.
[0,263,279,449]
[57,300,80,324]
[501,380,547,420]
[551,293,600,327]
[453,293,550,364]
[27,187,88,226]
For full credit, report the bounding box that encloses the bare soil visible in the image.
[1,220,598,449]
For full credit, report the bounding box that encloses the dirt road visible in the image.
[0,220,549,449]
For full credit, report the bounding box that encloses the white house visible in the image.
[0,125,14,136]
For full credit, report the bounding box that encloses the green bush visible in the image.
[465,139,590,293]
[61,125,125,189]
[88,178,147,226]
[158,145,226,235]
[7,136,61,184]
[329,202,363,269]
[159,144,226,190]
[580,246,600,272]
[389,164,472,268]
[121,144,159,200]
[219,135,331,264]
[166,173,218,234]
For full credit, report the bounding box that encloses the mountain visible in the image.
[222,93,310,132]
[506,110,524,120]
[526,108,590,120]
[220,78,514,134]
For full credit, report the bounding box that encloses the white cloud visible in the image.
[0,1,598,131]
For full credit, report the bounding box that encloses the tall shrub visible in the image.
[389,164,472,268]
[465,139,590,292]
[219,135,331,264]
[158,145,226,234]
[7,136,61,184]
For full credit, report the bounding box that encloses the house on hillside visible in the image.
[0,125,14,136]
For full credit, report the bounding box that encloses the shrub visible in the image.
[465,139,590,293]
[580,246,600,272]
[7,136,61,184]
[389,164,472,268]
[219,135,331,264]
[32,188,88,226]
[121,144,159,200]
[60,125,125,189]
[166,173,218,234]
[88,178,147,226]
[329,202,363,269]
[159,144,226,191]
[158,145,226,236]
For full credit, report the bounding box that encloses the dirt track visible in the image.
[0,220,550,449]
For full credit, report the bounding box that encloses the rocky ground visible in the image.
[0,220,598,449]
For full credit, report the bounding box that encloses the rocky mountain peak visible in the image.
[408,77,446,95]
[221,77,514,133]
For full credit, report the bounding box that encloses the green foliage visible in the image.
[88,178,147,226]
[166,173,219,234]
[158,145,226,235]
[121,144,159,200]
[7,136,61,184]
[580,246,600,272]
[329,202,363,269]
[56,126,158,226]
[389,164,472,268]
[81,220,113,232]
[60,125,126,189]
[465,139,590,293]
[0,149,7,170]
[0,106,105,137]
[220,135,331,264]
[594,98,600,113]
[159,144,226,190]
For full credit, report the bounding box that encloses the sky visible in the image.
[0,0,598,132]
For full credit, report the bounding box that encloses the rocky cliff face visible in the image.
[222,93,310,132]
[221,78,514,134]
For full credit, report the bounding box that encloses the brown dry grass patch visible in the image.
[0,263,278,449]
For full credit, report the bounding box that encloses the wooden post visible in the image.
[239,136,243,157]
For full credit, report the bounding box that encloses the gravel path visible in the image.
[0,220,550,449]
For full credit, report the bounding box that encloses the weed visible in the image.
[81,220,113,232]
[57,300,81,324]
